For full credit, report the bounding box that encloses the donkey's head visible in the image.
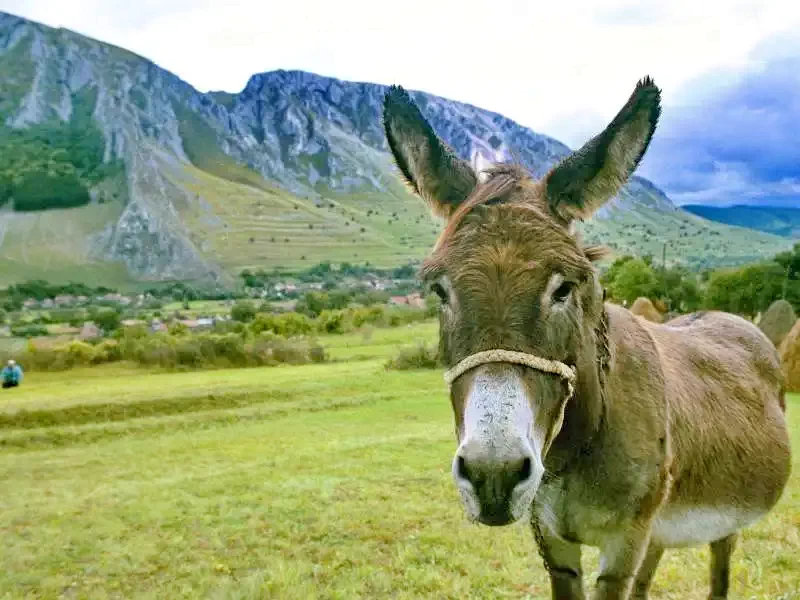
[383,78,661,526]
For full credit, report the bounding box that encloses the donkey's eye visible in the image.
[430,282,448,304]
[552,281,574,303]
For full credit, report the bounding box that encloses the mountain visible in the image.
[683,205,800,239]
[0,12,792,288]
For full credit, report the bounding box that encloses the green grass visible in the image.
[582,202,792,270]
[0,321,797,598]
[0,198,132,287]
[159,156,438,273]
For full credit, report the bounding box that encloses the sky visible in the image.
[2,0,799,207]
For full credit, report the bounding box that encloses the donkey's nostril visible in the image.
[519,457,532,482]
[456,455,469,481]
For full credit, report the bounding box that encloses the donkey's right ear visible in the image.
[383,85,477,218]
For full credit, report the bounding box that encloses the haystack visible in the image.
[758,299,796,348]
[630,297,663,323]
[778,319,800,393]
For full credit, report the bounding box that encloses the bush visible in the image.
[351,306,385,328]
[385,342,440,371]
[759,299,796,347]
[316,310,345,334]
[251,312,313,337]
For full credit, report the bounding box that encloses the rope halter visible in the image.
[443,349,577,399]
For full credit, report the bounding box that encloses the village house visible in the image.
[79,321,101,340]
[121,319,146,328]
[388,293,425,308]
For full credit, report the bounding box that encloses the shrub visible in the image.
[93,340,121,364]
[759,299,796,347]
[168,321,190,336]
[351,306,385,328]
[385,342,440,371]
[251,312,313,337]
[316,310,345,334]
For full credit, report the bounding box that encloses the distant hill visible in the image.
[683,205,800,239]
[0,11,792,288]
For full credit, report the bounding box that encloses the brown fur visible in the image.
[382,78,792,599]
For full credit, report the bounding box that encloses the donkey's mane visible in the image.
[427,163,610,272]
[434,164,528,252]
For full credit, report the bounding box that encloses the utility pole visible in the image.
[783,264,790,300]
[662,242,668,311]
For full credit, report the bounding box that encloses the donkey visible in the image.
[382,78,791,599]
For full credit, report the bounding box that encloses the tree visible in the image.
[704,262,787,317]
[231,300,257,323]
[604,258,658,305]
[657,266,702,313]
[295,292,330,317]
[93,309,121,333]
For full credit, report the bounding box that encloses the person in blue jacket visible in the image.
[2,359,23,388]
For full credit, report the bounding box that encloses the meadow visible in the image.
[0,322,797,599]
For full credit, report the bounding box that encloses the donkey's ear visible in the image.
[383,85,478,218]
[544,77,661,224]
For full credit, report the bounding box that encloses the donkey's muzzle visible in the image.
[454,451,535,526]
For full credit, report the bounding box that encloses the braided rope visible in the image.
[443,349,577,398]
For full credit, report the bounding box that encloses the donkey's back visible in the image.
[642,310,791,547]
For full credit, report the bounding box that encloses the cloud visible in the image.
[639,36,800,207]
[2,0,800,145]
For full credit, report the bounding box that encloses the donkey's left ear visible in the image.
[544,77,661,224]
[384,85,478,218]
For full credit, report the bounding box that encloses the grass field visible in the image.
[0,324,797,599]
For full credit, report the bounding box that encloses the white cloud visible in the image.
[2,0,799,147]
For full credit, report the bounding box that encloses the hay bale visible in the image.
[759,299,796,347]
[778,319,800,393]
[630,297,663,323]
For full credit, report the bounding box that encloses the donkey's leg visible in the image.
[630,543,664,600]
[594,521,655,600]
[532,516,585,600]
[708,533,737,600]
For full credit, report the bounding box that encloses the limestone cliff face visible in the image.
[4,11,774,283]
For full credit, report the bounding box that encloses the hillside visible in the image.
[683,205,800,239]
[0,11,792,287]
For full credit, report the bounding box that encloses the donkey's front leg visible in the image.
[594,521,656,600]
[532,515,586,600]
